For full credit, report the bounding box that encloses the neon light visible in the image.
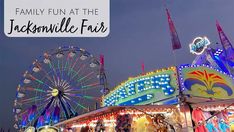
[102,67,178,107]
[104,74,175,106]
[189,36,211,55]
[118,94,154,106]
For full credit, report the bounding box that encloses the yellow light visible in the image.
[51,89,59,97]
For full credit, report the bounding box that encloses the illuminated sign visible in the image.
[180,65,234,99]
[102,67,179,106]
[189,36,210,55]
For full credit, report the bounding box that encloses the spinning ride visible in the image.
[13,46,108,130]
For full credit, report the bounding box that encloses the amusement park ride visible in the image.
[13,6,234,132]
[13,46,110,131]
[192,21,234,76]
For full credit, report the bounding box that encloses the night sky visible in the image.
[0,0,233,130]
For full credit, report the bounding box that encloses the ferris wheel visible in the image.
[13,46,109,130]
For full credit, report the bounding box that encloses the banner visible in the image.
[4,0,109,37]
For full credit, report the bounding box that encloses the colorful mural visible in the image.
[102,67,179,107]
[180,65,234,99]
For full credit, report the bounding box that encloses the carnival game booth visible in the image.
[54,64,234,132]
[54,66,186,132]
[179,64,234,132]
[54,105,186,132]
[189,100,234,132]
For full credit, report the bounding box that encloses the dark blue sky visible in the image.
[0,0,234,130]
